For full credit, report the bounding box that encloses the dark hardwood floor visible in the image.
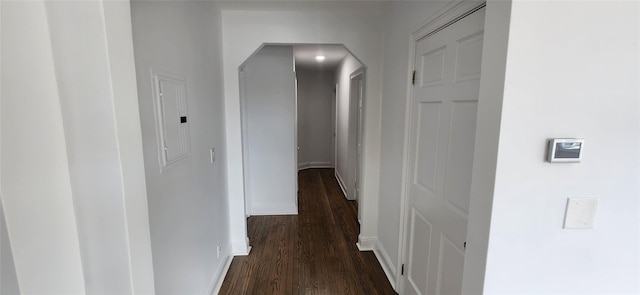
[219,168,396,295]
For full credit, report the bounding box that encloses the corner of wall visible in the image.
[373,239,397,291]
[231,238,251,256]
[355,236,398,291]
[356,236,376,251]
[334,169,351,200]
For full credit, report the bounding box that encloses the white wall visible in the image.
[221,3,384,252]
[334,55,363,201]
[469,1,640,293]
[45,2,155,292]
[131,1,230,294]
[102,3,157,292]
[242,45,297,215]
[1,3,86,292]
[2,1,156,293]
[1,203,20,295]
[296,68,336,170]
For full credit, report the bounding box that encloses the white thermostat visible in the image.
[547,138,584,163]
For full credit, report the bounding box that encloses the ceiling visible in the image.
[216,1,390,12]
[293,44,350,70]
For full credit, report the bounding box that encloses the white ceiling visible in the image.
[216,1,390,12]
[293,44,350,70]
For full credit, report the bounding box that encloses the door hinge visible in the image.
[412,71,416,85]
[401,264,405,275]
[464,241,467,249]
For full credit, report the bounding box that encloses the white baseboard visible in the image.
[206,255,233,295]
[335,171,352,200]
[356,235,376,251]
[231,238,251,256]
[374,240,397,290]
[298,161,333,170]
[250,204,298,216]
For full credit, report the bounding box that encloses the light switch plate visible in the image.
[563,197,598,229]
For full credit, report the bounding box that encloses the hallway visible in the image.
[219,169,396,294]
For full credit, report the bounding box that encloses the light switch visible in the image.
[563,198,598,229]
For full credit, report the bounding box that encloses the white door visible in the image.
[402,7,485,295]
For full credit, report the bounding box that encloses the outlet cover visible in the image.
[563,198,598,229]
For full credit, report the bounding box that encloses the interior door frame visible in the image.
[239,66,252,218]
[294,75,299,204]
[395,0,487,292]
[349,69,365,222]
[332,83,338,169]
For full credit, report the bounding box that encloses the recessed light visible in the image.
[315,55,326,61]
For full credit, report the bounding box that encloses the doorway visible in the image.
[239,44,366,222]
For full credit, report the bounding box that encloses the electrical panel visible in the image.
[153,72,191,172]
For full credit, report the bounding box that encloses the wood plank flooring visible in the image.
[219,168,396,295]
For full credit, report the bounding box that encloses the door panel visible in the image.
[402,6,485,295]
[415,102,442,193]
[408,208,432,295]
[436,236,465,295]
[444,101,478,215]
[454,32,484,82]
[420,47,446,86]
